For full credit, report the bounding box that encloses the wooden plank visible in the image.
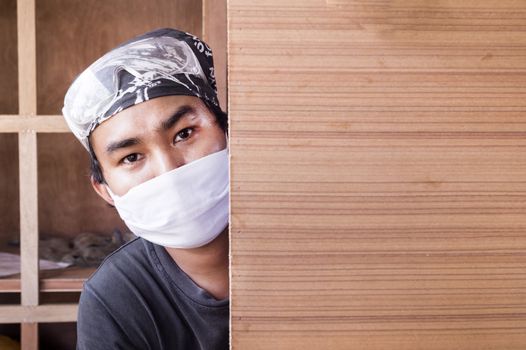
[17,0,36,117]
[202,0,228,110]
[0,115,69,133]
[17,0,39,312]
[229,0,526,349]
[21,323,38,350]
[0,267,95,293]
[0,304,78,323]
[19,131,39,307]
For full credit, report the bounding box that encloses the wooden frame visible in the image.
[17,0,42,347]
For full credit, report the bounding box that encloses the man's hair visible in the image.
[89,108,228,184]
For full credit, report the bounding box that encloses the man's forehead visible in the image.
[97,95,199,128]
[89,96,205,152]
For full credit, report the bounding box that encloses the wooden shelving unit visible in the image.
[0,267,95,293]
[0,1,226,348]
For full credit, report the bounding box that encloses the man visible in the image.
[62,28,229,349]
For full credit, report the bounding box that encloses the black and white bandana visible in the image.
[62,28,222,150]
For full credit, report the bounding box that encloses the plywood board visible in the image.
[0,133,19,239]
[203,0,228,110]
[0,0,20,240]
[229,0,526,349]
[0,0,18,115]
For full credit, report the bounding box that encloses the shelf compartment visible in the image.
[0,0,18,115]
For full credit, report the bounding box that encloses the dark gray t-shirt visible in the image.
[76,237,229,350]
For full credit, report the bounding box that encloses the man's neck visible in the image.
[165,227,229,300]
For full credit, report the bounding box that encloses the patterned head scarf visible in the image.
[62,28,222,150]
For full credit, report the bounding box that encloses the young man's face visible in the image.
[89,95,227,204]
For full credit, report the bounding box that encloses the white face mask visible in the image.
[107,149,229,248]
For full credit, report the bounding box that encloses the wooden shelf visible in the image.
[0,267,95,293]
[0,303,78,323]
[0,114,69,133]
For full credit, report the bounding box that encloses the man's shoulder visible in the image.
[83,237,152,292]
[77,238,161,349]
[79,237,161,326]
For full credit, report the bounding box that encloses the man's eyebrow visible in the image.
[105,138,141,155]
[157,105,194,132]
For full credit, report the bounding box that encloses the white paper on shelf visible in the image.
[0,252,72,278]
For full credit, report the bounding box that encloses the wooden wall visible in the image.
[0,0,203,238]
[229,0,526,349]
[0,0,19,241]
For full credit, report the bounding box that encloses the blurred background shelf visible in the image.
[0,267,95,293]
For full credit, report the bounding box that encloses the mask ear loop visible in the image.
[105,184,119,200]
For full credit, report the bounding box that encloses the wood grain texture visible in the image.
[203,0,228,110]
[229,0,526,349]
[19,131,38,307]
[17,0,36,116]
[0,114,69,133]
[21,323,38,350]
[0,133,19,240]
[0,304,78,323]
[0,0,20,241]
[0,0,18,115]
[17,0,39,311]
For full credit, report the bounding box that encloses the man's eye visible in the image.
[122,153,140,164]
[174,128,194,143]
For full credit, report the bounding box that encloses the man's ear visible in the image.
[90,177,115,206]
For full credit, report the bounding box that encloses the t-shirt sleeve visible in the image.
[76,283,141,350]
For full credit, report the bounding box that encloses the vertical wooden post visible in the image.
[21,323,38,350]
[17,0,39,348]
[202,0,228,110]
[19,130,38,306]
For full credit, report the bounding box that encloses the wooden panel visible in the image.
[203,0,228,110]
[17,0,36,116]
[32,0,202,237]
[229,0,526,349]
[0,0,19,240]
[0,0,18,114]
[37,133,127,236]
[0,133,19,239]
